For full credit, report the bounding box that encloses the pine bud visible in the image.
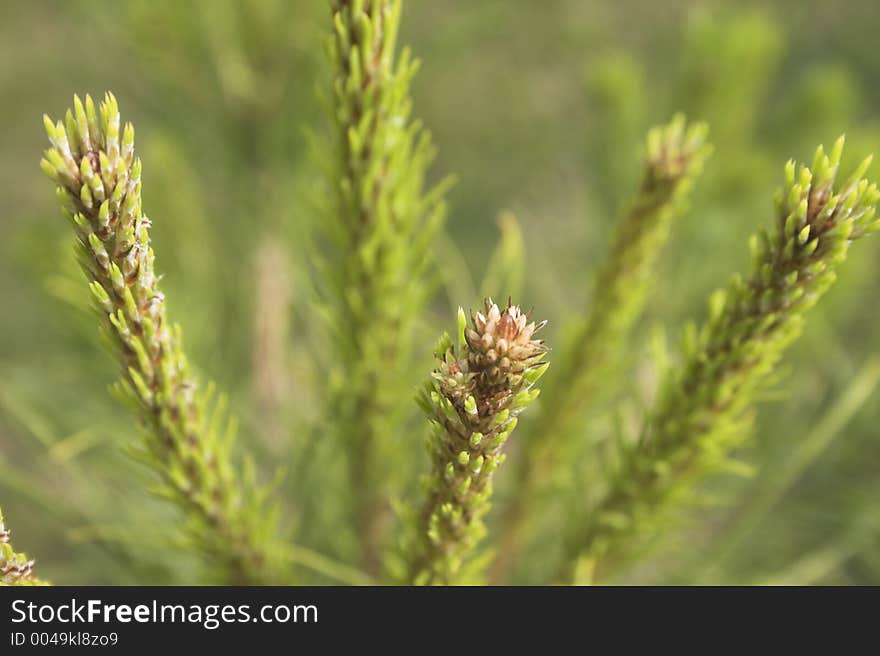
[406,300,548,584]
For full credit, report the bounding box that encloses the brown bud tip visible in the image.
[467,300,546,385]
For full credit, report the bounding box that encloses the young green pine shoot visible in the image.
[561,137,880,583]
[0,506,48,586]
[493,117,710,581]
[40,94,285,585]
[323,0,450,573]
[407,301,549,584]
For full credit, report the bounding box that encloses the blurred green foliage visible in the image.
[2,0,880,584]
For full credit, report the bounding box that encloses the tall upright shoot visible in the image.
[323,0,448,573]
[493,117,710,579]
[40,94,284,585]
[561,138,880,582]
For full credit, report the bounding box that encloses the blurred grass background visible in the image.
[2,0,880,584]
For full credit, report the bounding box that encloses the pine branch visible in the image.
[559,137,880,583]
[40,94,286,585]
[405,301,549,584]
[491,117,710,581]
[0,506,48,586]
[323,0,449,573]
